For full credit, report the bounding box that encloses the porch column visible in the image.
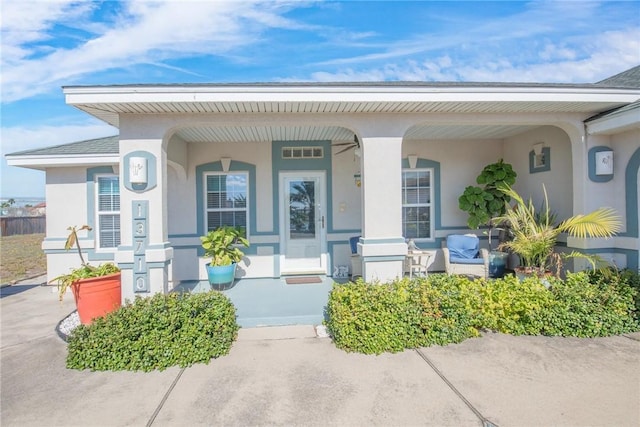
[116,136,173,302]
[358,136,407,282]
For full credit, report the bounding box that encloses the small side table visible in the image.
[406,250,433,278]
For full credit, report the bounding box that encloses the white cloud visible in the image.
[0,0,308,102]
[1,0,93,65]
[306,28,640,84]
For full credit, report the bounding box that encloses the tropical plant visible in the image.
[1,198,16,208]
[200,226,249,266]
[458,159,517,249]
[494,185,622,276]
[50,225,120,301]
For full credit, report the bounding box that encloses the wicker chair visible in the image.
[442,234,489,279]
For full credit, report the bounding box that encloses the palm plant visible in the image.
[494,184,621,276]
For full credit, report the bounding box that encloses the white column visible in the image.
[357,136,407,282]
[116,136,173,302]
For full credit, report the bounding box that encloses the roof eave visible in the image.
[63,84,640,100]
[6,154,119,169]
[586,105,640,135]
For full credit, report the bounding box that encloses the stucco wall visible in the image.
[43,166,115,281]
[609,129,640,232]
[45,167,89,237]
[402,138,505,230]
[503,126,573,220]
[330,151,361,231]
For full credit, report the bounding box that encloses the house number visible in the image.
[132,201,149,293]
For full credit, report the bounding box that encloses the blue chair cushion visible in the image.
[450,256,485,264]
[447,235,480,260]
[349,236,360,254]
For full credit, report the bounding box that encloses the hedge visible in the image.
[67,291,239,371]
[326,271,639,354]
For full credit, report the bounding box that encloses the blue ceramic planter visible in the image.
[489,251,508,278]
[206,263,237,289]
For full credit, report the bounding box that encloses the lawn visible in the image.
[0,233,46,284]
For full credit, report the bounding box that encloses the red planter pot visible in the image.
[71,272,122,324]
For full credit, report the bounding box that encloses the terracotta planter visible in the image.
[72,272,122,324]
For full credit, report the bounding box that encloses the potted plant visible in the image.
[50,225,121,324]
[494,184,621,282]
[200,226,249,289]
[458,159,517,277]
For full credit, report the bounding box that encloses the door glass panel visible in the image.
[289,180,315,240]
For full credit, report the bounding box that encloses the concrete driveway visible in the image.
[2,278,639,427]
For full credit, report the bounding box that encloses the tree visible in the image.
[1,198,16,208]
[458,159,517,249]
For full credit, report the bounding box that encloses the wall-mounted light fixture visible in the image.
[595,150,614,175]
[529,143,551,174]
[129,157,148,184]
[354,172,361,187]
[532,142,546,168]
[533,142,545,156]
[408,154,418,169]
[221,157,232,172]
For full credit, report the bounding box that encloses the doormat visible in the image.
[285,276,323,285]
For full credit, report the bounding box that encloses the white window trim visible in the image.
[402,167,435,242]
[203,171,250,236]
[95,174,120,251]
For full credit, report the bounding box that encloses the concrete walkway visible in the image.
[1,277,639,427]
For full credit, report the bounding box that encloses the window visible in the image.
[96,176,120,248]
[402,169,433,239]
[282,146,324,159]
[205,172,248,233]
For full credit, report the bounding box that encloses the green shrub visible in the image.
[417,274,481,346]
[325,275,481,354]
[326,270,639,355]
[587,268,640,321]
[325,278,423,354]
[67,291,239,371]
[476,275,554,335]
[543,271,639,337]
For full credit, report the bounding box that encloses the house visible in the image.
[6,66,640,302]
[27,202,46,217]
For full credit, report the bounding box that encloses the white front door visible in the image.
[280,172,327,274]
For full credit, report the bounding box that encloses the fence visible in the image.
[0,216,46,236]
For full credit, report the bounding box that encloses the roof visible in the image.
[8,66,640,164]
[596,65,640,89]
[585,99,640,135]
[5,135,119,170]
[585,99,640,122]
[8,135,119,157]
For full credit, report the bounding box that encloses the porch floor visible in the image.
[173,276,347,328]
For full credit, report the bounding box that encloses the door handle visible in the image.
[321,216,325,229]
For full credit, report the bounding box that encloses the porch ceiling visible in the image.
[173,123,540,143]
[74,100,627,130]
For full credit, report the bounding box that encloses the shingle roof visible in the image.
[596,65,640,88]
[7,135,119,156]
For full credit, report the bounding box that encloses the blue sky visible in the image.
[1,0,639,199]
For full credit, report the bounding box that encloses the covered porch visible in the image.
[173,276,342,328]
[57,82,639,303]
